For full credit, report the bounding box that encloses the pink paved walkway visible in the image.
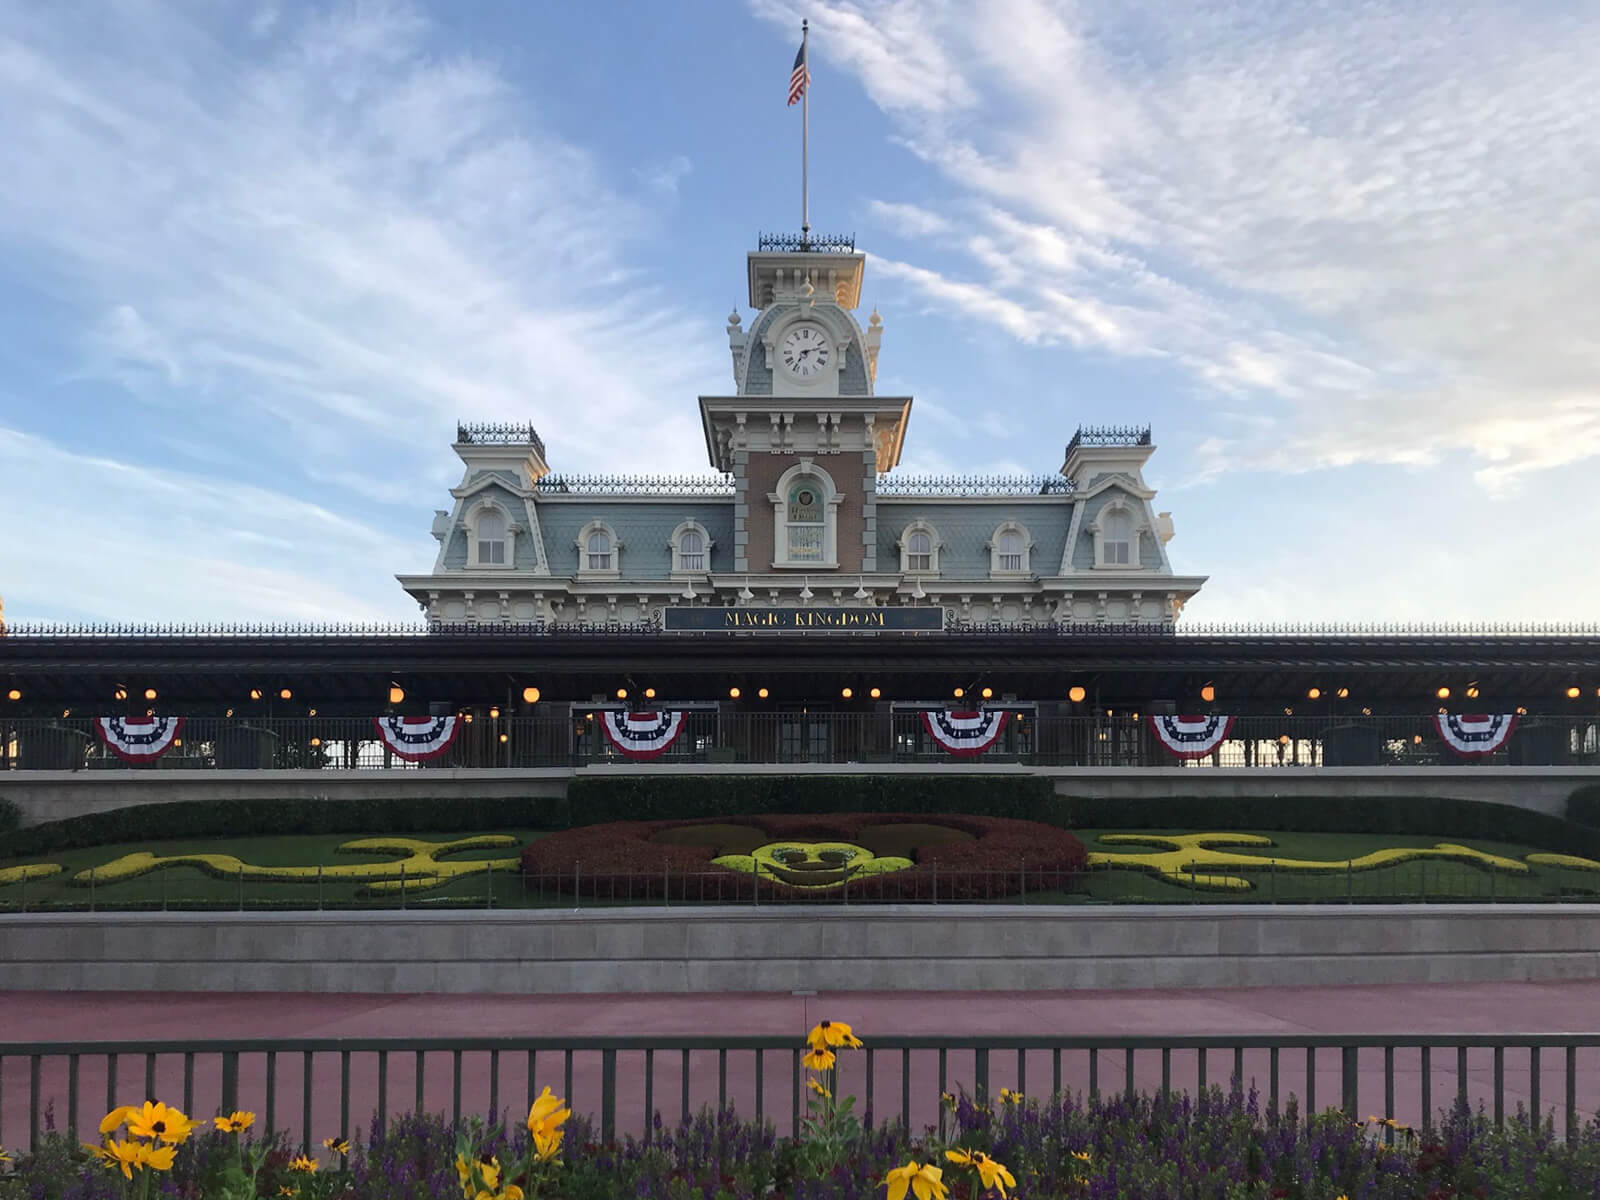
[6,982,1600,1149]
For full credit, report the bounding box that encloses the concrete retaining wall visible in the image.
[6,764,1595,829]
[4,904,1598,993]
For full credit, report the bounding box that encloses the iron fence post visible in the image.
[601,1048,617,1143]
[1342,1045,1359,1117]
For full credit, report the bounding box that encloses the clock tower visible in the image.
[701,233,912,577]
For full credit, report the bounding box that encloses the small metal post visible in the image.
[161,864,167,911]
[317,864,323,911]
[89,866,95,913]
[1346,859,1353,904]
[486,862,493,910]
[931,861,938,904]
[400,864,406,910]
[753,855,759,906]
[238,865,245,911]
[664,861,670,907]
[19,868,26,914]
[574,862,581,909]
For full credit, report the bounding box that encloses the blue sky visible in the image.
[1,0,1596,625]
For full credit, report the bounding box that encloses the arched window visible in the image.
[1104,509,1132,565]
[670,521,713,573]
[898,521,940,575]
[679,529,705,570]
[786,480,824,562]
[476,510,507,565]
[586,529,613,571]
[768,461,840,569]
[907,530,933,571]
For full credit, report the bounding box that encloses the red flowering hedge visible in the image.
[519,812,1087,901]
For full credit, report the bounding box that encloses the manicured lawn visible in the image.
[3,826,1598,909]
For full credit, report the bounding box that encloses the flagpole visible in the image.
[801,18,810,241]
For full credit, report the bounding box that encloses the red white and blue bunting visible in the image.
[94,716,185,763]
[922,709,1010,757]
[373,715,461,762]
[1434,713,1518,758]
[599,709,687,760]
[1150,714,1236,759]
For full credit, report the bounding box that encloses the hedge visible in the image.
[1062,794,1600,859]
[0,796,19,836]
[564,773,1062,825]
[0,795,566,860]
[1568,784,1600,829]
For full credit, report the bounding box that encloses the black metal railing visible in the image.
[1066,424,1153,452]
[455,422,545,457]
[756,231,856,252]
[3,1033,1594,1154]
[3,713,1595,772]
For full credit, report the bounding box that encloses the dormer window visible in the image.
[899,521,940,575]
[1104,510,1132,565]
[1088,500,1144,570]
[989,522,1031,576]
[670,520,714,574]
[466,503,516,569]
[476,510,507,565]
[907,531,933,571]
[576,520,621,578]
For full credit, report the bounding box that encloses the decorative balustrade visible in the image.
[876,473,1075,497]
[534,473,735,496]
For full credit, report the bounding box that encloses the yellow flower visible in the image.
[288,1154,318,1173]
[806,1077,832,1099]
[533,1129,564,1162]
[502,1187,525,1200]
[801,1047,836,1071]
[456,1153,472,1185]
[125,1101,201,1144]
[215,1111,256,1134]
[945,1149,1015,1197]
[138,1142,176,1172]
[885,1160,948,1200]
[940,1091,957,1110]
[998,1088,1023,1105]
[87,1139,143,1180]
[99,1105,138,1134]
[322,1136,350,1155]
[807,1020,864,1050]
[0,1147,10,1165]
[526,1086,571,1143]
[279,1188,295,1197]
[1071,1150,1092,1162]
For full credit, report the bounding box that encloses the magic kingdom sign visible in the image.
[663,606,944,632]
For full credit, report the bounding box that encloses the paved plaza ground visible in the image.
[5,980,1600,1148]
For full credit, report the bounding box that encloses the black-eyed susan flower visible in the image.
[885,1159,948,1200]
[125,1101,202,1144]
[322,1136,350,1156]
[278,1187,295,1197]
[215,1110,255,1134]
[137,1142,175,1172]
[1070,1150,1092,1163]
[801,1046,836,1071]
[99,1105,137,1135]
[945,1149,1016,1197]
[86,1139,143,1180]
[998,1088,1023,1105]
[526,1086,571,1144]
[288,1154,318,1173]
[807,1020,864,1050]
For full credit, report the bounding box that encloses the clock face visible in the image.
[779,325,831,378]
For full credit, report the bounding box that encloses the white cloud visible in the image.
[768,0,1600,490]
[0,426,416,623]
[635,155,693,197]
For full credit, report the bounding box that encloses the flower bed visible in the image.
[8,1052,1600,1199]
[518,813,1088,900]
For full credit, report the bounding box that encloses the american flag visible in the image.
[787,40,809,106]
